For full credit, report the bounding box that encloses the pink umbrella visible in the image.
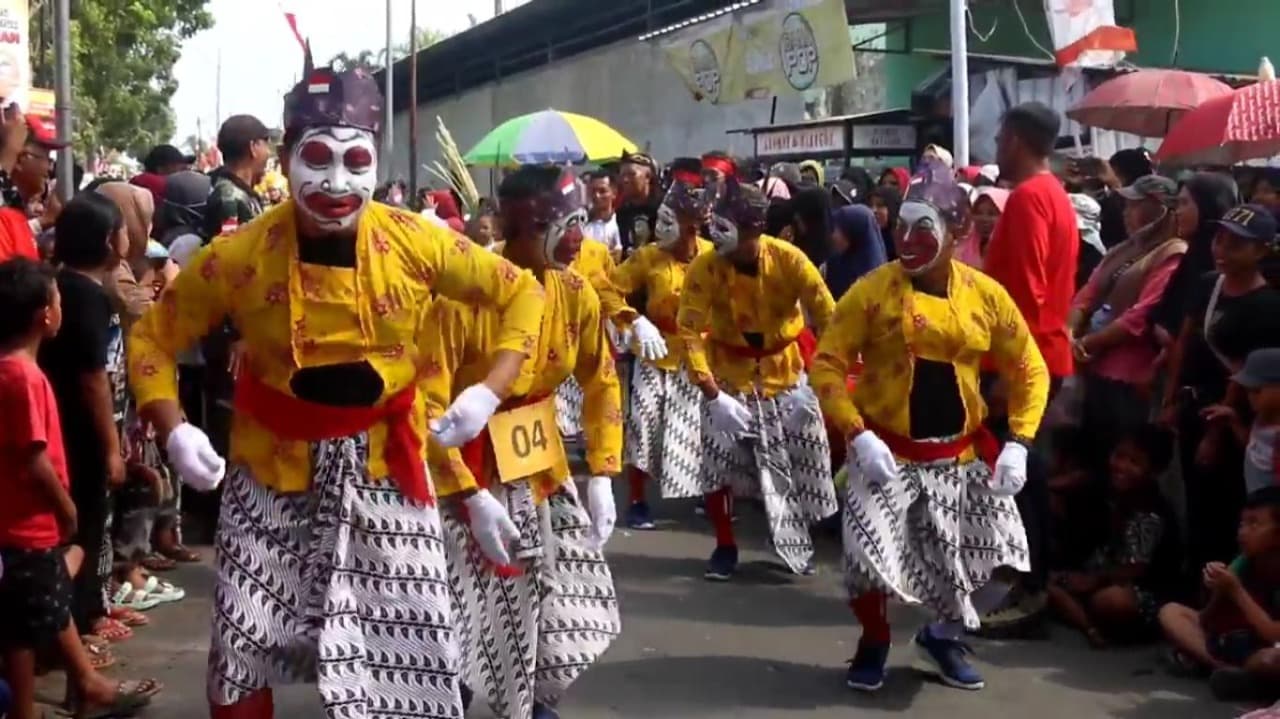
[1157,81,1280,165]
[1067,69,1233,137]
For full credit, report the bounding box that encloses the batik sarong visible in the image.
[208,434,462,719]
[842,458,1030,629]
[699,383,838,573]
[442,483,620,718]
[625,361,703,499]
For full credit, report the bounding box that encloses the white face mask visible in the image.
[708,213,740,256]
[897,201,947,276]
[654,204,679,247]
[289,126,378,232]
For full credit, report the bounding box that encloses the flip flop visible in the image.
[90,616,133,642]
[109,605,151,627]
[82,640,116,671]
[158,544,201,562]
[139,553,176,572]
[73,677,161,719]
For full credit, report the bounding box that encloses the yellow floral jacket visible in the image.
[610,239,714,372]
[421,268,624,501]
[811,261,1049,455]
[128,201,544,493]
[676,235,835,397]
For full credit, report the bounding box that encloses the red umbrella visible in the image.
[1067,69,1233,137]
[1157,81,1280,165]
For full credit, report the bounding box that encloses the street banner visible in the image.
[661,0,855,105]
[28,86,53,134]
[1045,0,1136,69]
[0,0,29,108]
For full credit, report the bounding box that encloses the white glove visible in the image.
[706,392,752,436]
[585,476,617,551]
[990,442,1029,496]
[783,380,820,425]
[630,316,669,362]
[464,489,520,566]
[850,431,898,487]
[430,383,502,447]
[165,422,226,491]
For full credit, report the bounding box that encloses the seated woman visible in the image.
[1047,424,1181,647]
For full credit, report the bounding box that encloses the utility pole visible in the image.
[53,0,72,199]
[949,0,970,166]
[408,0,419,196]
[215,49,223,130]
[383,0,394,179]
[494,0,503,16]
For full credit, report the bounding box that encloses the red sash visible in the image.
[233,372,432,504]
[863,418,1000,468]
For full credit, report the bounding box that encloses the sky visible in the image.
[170,0,531,146]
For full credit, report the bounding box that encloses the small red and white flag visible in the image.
[1045,0,1137,69]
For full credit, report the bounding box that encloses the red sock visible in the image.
[849,592,891,645]
[211,688,274,719]
[705,488,736,547]
[628,467,648,505]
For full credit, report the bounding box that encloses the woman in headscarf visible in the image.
[956,187,1009,267]
[1150,172,1238,338]
[878,167,911,193]
[96,182,161,326]
[822,204,887,300]
[799,159,825,186]
[791,185,833,268]
[869,186,903,260]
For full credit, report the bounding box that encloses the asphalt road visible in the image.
[39,495,1252,718]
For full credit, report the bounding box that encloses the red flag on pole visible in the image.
[279,2,307,53]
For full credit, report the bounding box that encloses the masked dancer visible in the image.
[127,59,545,719]
[425,164,623,719]
[610,157,712,529]
[811,161,1048,693]
[677,175,838,581]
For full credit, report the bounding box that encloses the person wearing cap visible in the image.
[203,114,271,240]
[127,56,545,719]
[131,144,196,206]
[615,150,661,257]
[1199,348,1280,495]
[677,175,838,582]
[419,164,622,719]
[1069,174,1186,469]
[812,160,1049,693]
[609,157,713,530]
[1163,204,1280,569]
[0,115,58,262]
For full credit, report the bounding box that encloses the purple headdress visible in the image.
[282,43,383,135]
[663,157,709,217]
[708,176,769,232]
[903,158,971,227]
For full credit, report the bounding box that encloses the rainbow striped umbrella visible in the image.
[463,109,638,167]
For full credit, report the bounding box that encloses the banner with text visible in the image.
[0,0,27,109]
[661,0,855,105]
[1045,0,1135,69]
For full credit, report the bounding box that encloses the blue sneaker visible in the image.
[626,501,656,530]
[532,702,561,719]
[913,627,984,690]
[845,642,890,692]
[704,545,739,581]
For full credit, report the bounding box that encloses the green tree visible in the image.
[30,0,214,159]
[329,27,450,72]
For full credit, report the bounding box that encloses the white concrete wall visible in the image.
[387,37,808,192]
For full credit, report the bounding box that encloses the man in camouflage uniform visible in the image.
[203,114,270,239]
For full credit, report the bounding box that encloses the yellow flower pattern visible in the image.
[128,201,545,493]
[811,261,1049,444]
[676,236,835,398]
[610,239,714,372]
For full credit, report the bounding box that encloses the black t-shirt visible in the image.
[615,200,659,257]
[38,269,125,471]
[1179,272,1280,399]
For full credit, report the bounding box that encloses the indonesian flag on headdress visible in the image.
[1045,0,1136,69]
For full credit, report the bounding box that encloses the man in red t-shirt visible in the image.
[985,102,1079,382]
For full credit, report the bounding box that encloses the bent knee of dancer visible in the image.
[209,687,274,719]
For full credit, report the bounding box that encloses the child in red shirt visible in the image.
[0,257,160,719]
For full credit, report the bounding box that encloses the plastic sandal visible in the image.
[71,677,161,719]
[141,575,185,604]
[90,617,133,642]
[82,640,116,671]
[112,582,161,611]
[109,605,151,627]
[158,544,201,562]
[138,553,176,572]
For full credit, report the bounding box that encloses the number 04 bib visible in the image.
[486,396,569,483]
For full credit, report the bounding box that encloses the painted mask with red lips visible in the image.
[289,126,378,232]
